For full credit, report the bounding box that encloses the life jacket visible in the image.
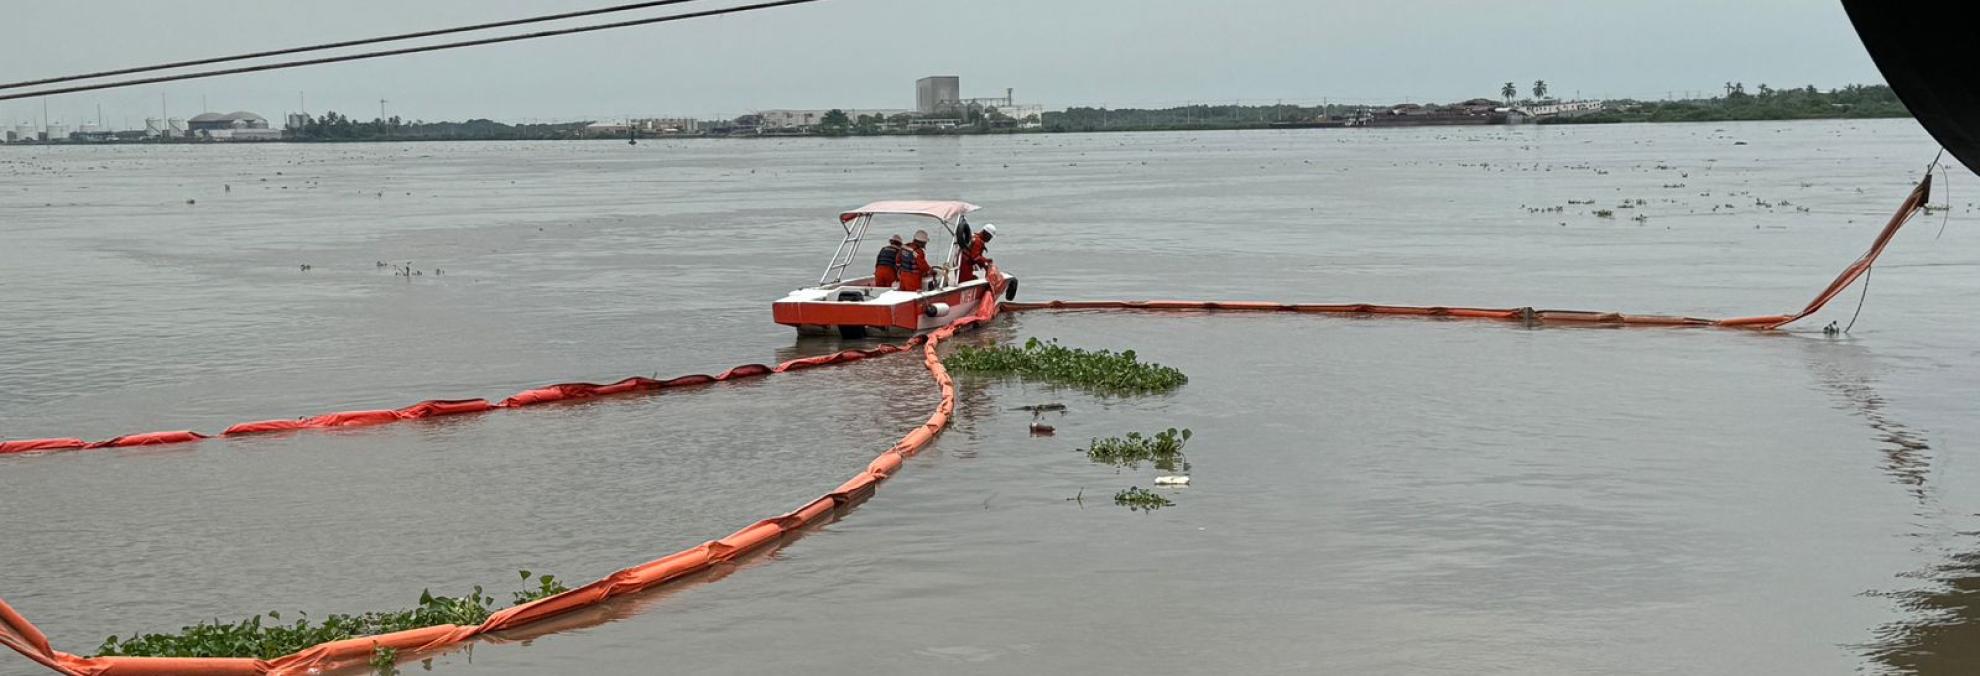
[898,245,926,291]
[959,234,988,282]
[874,244,899,286]
[896,246,919,273]
[965,234,988,263]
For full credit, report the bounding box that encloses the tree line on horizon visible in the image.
[1553,83,1907,124]
[287,112,590,141]
[277,83,1909,140]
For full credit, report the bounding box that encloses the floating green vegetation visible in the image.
[1086,428,1192,472]
[947,338,1188,394]
[511,569,572,605]
[369,644,400,675]
[1114,486,1174,511]
[95,572,570,660]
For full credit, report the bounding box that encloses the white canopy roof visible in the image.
[839,200,979,224]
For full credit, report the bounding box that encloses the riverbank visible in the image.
[0,112,1916,147]
[2,85,1912,145]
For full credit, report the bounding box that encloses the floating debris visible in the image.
[948,338,1187,395]
[1085,428,1191,471]
[95,572,570,659]
[1113,487,1172,512]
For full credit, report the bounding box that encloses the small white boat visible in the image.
[772,200,1017,338]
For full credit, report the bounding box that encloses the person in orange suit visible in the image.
[958,223,995,283]
[873,234,902,288]
[898,230,932,292]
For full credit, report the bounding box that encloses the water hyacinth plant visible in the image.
[369,644,400,674]
[946,338,1188,395]
[1113,487,1174,511]
[1085,428,1191,471]
[94,572,569,660]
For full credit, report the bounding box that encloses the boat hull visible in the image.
[773,276,1012,338]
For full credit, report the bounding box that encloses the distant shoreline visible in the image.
[0,114,1916,147]
[7,85,1913,145]
[1,107,1917,148]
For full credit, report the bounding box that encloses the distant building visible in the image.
[1522,100,1605,118]
[202,128,282,141]
[980,103,1046,127]
[187,111,268,132]
[145,117,189,138]
[285,113,311,130]
[583,121,631,136]
[757,108,910,130]
[634,117,700,134]
[916,76,960,115]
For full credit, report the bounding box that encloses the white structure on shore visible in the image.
[756,108,911,129]
[1520,100,1605,119]
[634,117,701,134]
[916,76,961,114]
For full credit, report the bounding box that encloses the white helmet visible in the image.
[981,223,997,236]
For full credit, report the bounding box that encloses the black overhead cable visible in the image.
[0,0,705,92]
[0,0,819,103]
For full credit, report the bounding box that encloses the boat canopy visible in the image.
[839,200,979,225]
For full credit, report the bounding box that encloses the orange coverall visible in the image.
[898,244,930,292]
[958,233,991,283]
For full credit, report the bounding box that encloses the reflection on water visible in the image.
[1804,337,1980,675]
[1804,338,1935,498]
[1868,549,1980,675]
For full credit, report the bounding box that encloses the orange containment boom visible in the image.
[0,273,1009,676]
[1006,177,1931,331]
[0,348,914,457]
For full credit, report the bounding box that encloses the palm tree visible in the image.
[1532,80,1549,101]
[1501,82,1517,104]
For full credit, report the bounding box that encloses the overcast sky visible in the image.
[2,0,1883,127]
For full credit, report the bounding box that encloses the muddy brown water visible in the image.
[4,120,1980,674]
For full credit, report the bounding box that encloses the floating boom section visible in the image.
[1009,178,1932,331]
[0,275,1005,676]
[0,179,1931,456]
